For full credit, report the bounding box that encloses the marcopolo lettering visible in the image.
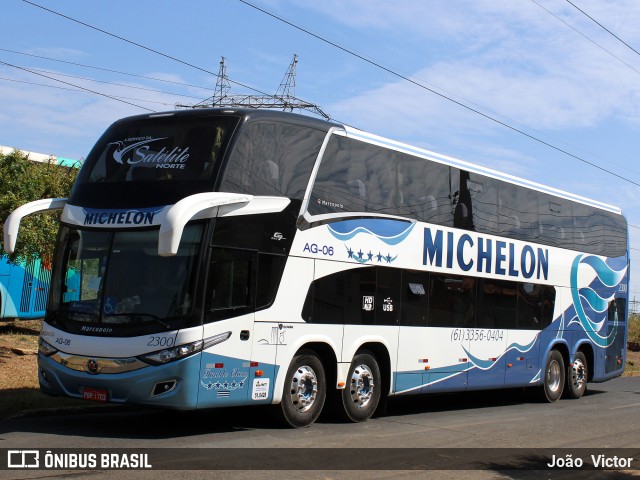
[83,209,156,226]
[423,227,549,280]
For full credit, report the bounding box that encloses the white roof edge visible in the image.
[341,126,622,215]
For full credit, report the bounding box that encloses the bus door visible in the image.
[197,248,280,407]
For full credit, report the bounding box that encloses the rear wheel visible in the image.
[539,349,565,402]
[279,351,326,428]
[341,352,381,422]
[565,351,588,399]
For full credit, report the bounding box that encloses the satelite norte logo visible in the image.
[7,450,39,468]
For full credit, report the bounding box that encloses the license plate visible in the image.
[82,387,109,402]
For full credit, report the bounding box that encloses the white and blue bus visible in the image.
[4,109,628,427]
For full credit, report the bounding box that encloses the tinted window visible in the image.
[256,254,286,309]
[572,202,604,255]
[400,269,429,326]
[429,273,476,327]
[464,173,499,235]
[477,278,517,328]
[309,136,400,216]
[602,211,627,258]
[221,121,326,200]
[539,194,573,248]
[303,266,400,325]
[205,248,255,322]
[398,155,457,226]
[71,116,239,208]
[517,283,555,329]
[498,184,539,242]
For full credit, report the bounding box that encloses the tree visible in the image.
[0,149,79,266]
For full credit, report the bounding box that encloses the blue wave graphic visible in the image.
[570,254,627,348]
[578,288,612,314]
[579,255,626,288]
[327,219,415,245]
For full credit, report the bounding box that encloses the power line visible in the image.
[566,0,640,58]
[20,67,206,100]
[237,0,640,189]
[17,0,640,190]
[22,0,218,78]
[0,76,178,106]
[0,48,213,91]
[529,0,640,76]
[0,60,154,112]
[20,1,309,104]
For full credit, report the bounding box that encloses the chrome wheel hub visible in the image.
[349,364,375,409]
[548,359,561,393]
[289,365,318,413]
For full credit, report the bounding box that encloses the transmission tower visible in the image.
[176,55,330,120]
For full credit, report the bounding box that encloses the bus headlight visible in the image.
[138,331,231,366]
[38,337,58,357]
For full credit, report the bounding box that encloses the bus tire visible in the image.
[341,351,381,422]
[565,351,588,399]
[279,351,326,428]
[539,349,565,402]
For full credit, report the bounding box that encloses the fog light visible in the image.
[152,380,177,396]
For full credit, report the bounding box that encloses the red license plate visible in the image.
[82,387,109,402]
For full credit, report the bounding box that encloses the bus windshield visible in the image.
[49,224,203,333]
[70,115,239,208]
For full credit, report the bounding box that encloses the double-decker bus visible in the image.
[4,109,628,427]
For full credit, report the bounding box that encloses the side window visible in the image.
[517,283,555,330]
[400,269,429,326]
[398,154,457,227]
[609,298,626,323]
[256,254,286,310]
[205,248,255,322]
[539,194,572,249]
[303,266,376,325]
[221,121,325,200]
[477,278,517,329]
[572,202,603,255]
[302,266,399,325]
[429,273,476,327]
[376,267,401,326]
[466,173,499,236]
[602,211,627,258]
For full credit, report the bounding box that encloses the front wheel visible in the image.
[539,349,565,402]
[341,352,381,422]
[279,351,326,428]
[565,351,588,399]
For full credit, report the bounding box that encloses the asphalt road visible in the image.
[1,376,639,479]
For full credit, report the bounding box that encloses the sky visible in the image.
[2,0,640,299]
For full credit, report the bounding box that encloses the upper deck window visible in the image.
[219,121,326,200]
